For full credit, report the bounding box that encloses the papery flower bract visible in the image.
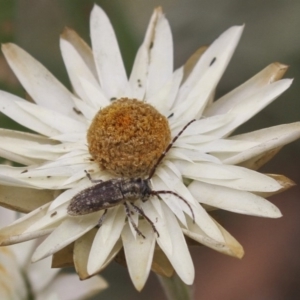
[0,5,299,292]
[0,207,107,300]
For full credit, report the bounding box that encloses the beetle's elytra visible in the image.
[67,120,196,238]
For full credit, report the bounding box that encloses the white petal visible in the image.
[90,5,128,98]
[87,205,125,275]
[209,79,293,137]
[0,203,52,246]
[60,27,98,80]
[15,101,86,134]
[175,161,282,192]
[167,148,221,164]
[0,129,59,163]
[205,62,289,116]
[78,77,110,109]
[156,202,194,285]
[174,114,232,137]
[129,7,161,100]
[0,91,59,137]
[151,175,188,227]
[176,26,244,106]
[121,221,155,291]
[223,122,300,164]
[60,37,101,106]
[32,213,101,262]
[182,217,244,258]
[2,43,78,119]
[189,180,282,218]
[72,96,96,121]
[147,67,183,114]
[186,138,258,153]
[145,9,173,99]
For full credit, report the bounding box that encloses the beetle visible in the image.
[67,119,196,238]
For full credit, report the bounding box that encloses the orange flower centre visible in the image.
[87,98,171,177]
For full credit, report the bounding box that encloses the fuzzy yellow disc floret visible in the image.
[87,98,171,177]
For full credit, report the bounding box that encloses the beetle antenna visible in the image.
[148,119,196,179]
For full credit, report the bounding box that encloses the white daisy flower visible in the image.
[0,4,299,291]
[0,207,107,300]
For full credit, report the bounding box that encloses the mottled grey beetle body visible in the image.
[68,178,152,216]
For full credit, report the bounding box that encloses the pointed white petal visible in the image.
[186,138,258,153]
[32,213,101,262]
[145,9,173,99]
[122,221,155,291]
[175,161,282,192]
[156,202,194,285]
[209,79,293,137]
[0,203,51,245]
[167,148,221,164]
[72,96,96,121]
[2,43,78,119]
[174,114,232,136]
[176,26,244,106]
[0,91,59,136]
[183,217,244,258]
[78,77,110,109]
[156,165,224,241]
[129,7,161,100]
[223,122,300,164]
[60,37,100,105]
[205,62,289,116]
[151,175,188,227]
[147,67,183,114]
[90,5,128,98]
[189,180,282,218]
[0,129,59,163]
[15,101,86,134]
[61,27,98,80]
[87,206,125,274]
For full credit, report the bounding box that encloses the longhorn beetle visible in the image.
[67,119,196,238]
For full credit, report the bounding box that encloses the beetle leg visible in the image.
[85,170,103,184]
[130,202,159,238]
[123,202,145,239]
[97,209,108,227]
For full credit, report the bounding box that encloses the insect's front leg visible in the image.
[85,170,103,184]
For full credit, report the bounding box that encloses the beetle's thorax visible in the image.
[120,178,152,202]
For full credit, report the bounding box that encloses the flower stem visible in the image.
[157,273,194,300]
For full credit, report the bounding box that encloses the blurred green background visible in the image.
[0,0,299,299]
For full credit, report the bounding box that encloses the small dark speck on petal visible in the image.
[209,57,217,66]
[21,170,28,174]
[73,107,82,115]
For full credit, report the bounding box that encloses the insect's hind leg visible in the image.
[84,170,103,184]
[124,202,146,239]
[129,202,159,238]
[96,209,108,227]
